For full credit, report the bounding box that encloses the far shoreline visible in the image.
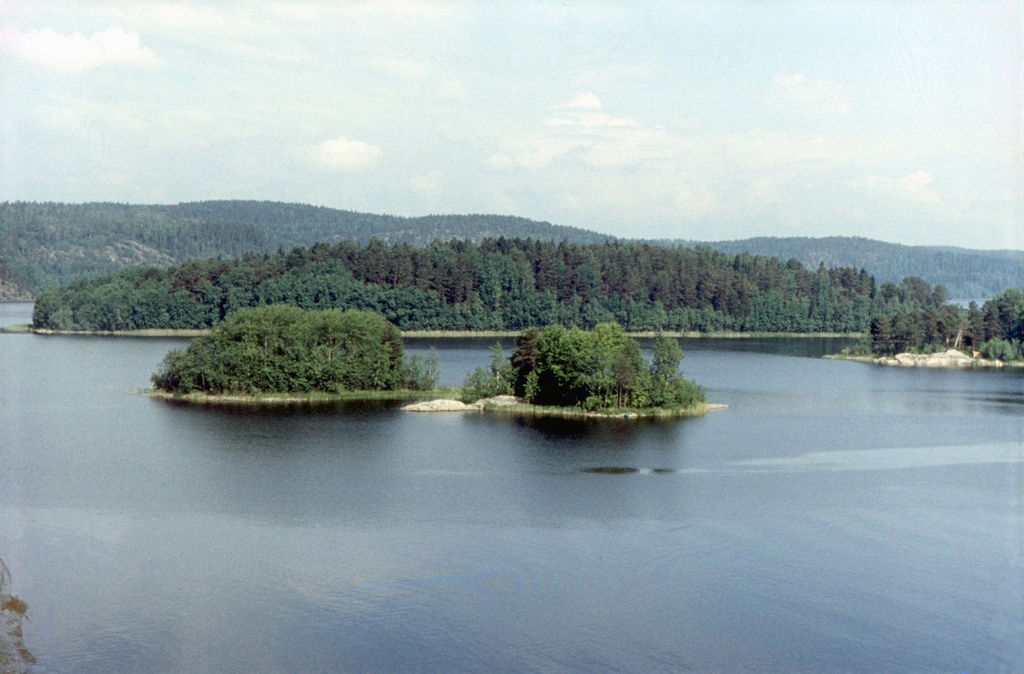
[27,326,864,339]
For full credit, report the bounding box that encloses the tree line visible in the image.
[867,287,1024,360]
[34,237,950,334]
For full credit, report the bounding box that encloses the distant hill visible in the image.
[0,200,1019,300]
[0,201,612,298]
[697,236,1023,300]
[173,201,612,247]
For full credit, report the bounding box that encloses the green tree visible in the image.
[461,343,515,402]
[152,306,413,394]
[869,315,894,354]
[515,323,701,411]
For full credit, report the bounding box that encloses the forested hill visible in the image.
[172,201,609,247]
[2,200,1020,300]
[32,236,916,335]
[0,201,611,297]
[699,236,1023,300]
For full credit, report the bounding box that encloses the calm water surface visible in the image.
[1,302,1022,672]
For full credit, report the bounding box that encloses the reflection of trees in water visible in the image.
[0,556,34,673]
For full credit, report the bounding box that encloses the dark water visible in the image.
[1,302,1022,672]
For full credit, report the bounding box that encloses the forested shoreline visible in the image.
[3,200,1020,300]
[865,287,1023,360]
[34,237,950,335]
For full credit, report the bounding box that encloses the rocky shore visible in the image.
[402,396,724,418]
[402,395,522,412]
[831,349,1020,368]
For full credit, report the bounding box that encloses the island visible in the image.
[409,323,710,418]
[150,306,439,398]
[149,308,711,418]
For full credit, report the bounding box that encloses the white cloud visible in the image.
[280,0,458,21]
[545,111,639,129]
[0,24,157,71]
[95,4,270,35]
[858,169,941,205]
[497,95,665,171]
[771,72,851,116]
[410,169,442,197]
[562,92,603,110]
[311,135,383,171]
[507,139,578,170]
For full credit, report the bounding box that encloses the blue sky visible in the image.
[1,1,1021,249]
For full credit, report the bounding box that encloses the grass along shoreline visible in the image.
[473,399,726,419]
[32,327,209,337]
[32,327,862,339]
[146,388,721,418]
[146,387,460,405]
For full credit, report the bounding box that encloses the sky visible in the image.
[1,1,1021,249]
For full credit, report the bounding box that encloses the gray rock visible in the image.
[402,399,473,412]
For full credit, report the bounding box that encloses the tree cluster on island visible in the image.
[462,324,705,412]
[150,306,706,414]
[151,306,438,395]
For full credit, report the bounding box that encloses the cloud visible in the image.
[495,94,661,171]
[771,72,851,116]
[0,25,157,71]
[274,0,458,21]
[858,169,941,205]
[545,111,639,130]
[562,92,602,110]
[410,169,442,197]
[312,135,383,171]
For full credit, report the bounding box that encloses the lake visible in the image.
[1,302,1022,672]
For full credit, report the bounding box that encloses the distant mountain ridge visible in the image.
[695,236,1023,300]
[0,200,1020,299]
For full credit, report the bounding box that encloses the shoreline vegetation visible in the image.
[146,389,720,418]
[402,395,725,419]
[147,387,458,404]
[29,236,908,336]
[24,326,863,339]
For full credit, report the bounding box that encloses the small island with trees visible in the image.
[149,306,709,418]
[444,323,708,417]
[150,306,439,398]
